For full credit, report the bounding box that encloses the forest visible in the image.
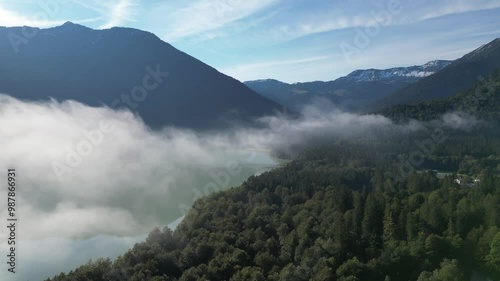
[45,70,500,281]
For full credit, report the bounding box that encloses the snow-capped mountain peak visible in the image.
[339,60,453,83]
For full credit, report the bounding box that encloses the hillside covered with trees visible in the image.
[45,70,500,281]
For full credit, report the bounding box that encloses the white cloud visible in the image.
[271,14,381,42]
[413,0,500,23]
[0,2,105,28]
[68,0,138,29]
[0,3,65,27]
[0,94,277,241]
[219,55,335,82]
[98,0,138,29]
[0,93,434,242]
[0,95,278,280]
[230,55,333,69]
[266,0,500,42]
[439,112,480,130]
[156,0,280,42]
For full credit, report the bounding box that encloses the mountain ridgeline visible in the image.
[0,22,279,129]
[245,60,452,111]
[372,38,500,110]
[246,38,500,114]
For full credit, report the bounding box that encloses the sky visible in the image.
[0,0,500,82]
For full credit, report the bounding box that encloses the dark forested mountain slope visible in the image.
[0,22,279,129]
[380,68,500,123]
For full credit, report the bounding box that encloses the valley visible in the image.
[0,4,499,281]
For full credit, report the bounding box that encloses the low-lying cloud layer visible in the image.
[0,95,481,238]
[0,95,480,280]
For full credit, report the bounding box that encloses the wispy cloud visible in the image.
[267,0,500,42]
[466,30,500,37]
[70,0,138,29]
[0,1,116,28]
[271,15,381,41]
[0,4,64,27]
[235,55,333,69]
[157,0,280,42]
[412,0,500,23]
[220,55,334,82]
[98,0,138,29]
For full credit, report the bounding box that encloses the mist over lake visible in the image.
[9,150,279,281]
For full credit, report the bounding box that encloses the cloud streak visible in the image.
[266,0,500,42]
[0,3,64,27]
[156,0,280,42]
[219,55,335,82]
[97,0,138,29]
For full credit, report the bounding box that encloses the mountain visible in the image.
[380,68,500,122]
[244,79,314,109]
[245,60,451,111]
[338,60,452,83]
[371,38,500,110]
[0,22,279,129]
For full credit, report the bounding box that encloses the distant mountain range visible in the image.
[247,39,500,113]
[371,38,500,110]
[245,60,452,111]
[0,22,279,129]
[338,60,452,83]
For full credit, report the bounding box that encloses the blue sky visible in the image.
[1,0,500,83]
